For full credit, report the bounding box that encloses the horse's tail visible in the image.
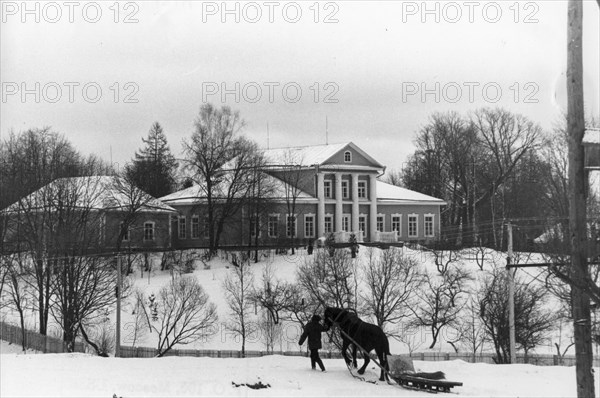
[384,334,391,356]
[383,335,391,380]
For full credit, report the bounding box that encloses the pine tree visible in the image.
[126,122,178,198]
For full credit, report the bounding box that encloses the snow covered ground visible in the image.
[0,246,579,359]
[1,247,592,397]
[0,340,594,397]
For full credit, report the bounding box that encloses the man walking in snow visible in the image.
[299,314,329,372]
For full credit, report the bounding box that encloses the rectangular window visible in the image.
[342,180,349,199]
[250,217,259,238]
[358,181,367,199]
[178,216,186,239]
[408,215,418,238]
[377,215,385,232]
[204,217,210,238]
[424,214,435,237]
[304,215,315,238]
[392,215,402,236]
[144,222,155,241]
[324,215,333,234]
[191,215,200,239]
[120,222,130,242]
[358,215,366,233]
[268,215,279,238]
[342,214,350,232]
[324,180,332,198]
[286,214,297,238]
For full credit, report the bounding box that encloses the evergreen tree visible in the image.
[126,122,178,198]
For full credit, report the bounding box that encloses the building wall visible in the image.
[169,202,324,248]
[377,204,442,241]
[167,201,442,248]
[320,173,377,201]
[104,212,172,250]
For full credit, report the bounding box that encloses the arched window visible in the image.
[344,151,352,163]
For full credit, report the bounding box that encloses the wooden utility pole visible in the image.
[507,222,516,364]
[567,1,595,397]
[115,255,121,358]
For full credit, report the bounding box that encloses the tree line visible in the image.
[391,107,599,252]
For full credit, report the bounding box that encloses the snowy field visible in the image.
[0,340,594,398]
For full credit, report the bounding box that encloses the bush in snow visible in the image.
[140,276,218,357]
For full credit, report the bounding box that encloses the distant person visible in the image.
[299,314,329,372]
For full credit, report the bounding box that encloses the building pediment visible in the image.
[263,142,384,170]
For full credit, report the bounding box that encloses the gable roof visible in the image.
[160,173,316,205]
[376,181,446,204]
[3,176,176,213]
[262,142,384,169]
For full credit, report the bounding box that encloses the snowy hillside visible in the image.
[0,246,570,356]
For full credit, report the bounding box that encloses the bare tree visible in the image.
[244,154,276,261]
[553,318,575,365]
[30,177,132,354]
[297,249,355,310]
[250,262,295,325]
[182,103,258,256]
[382,168,403,187]
[411,267,471,349]
[472,108,542,245]
[454,297,487,362]
[478,268,557,363]
[142,276,217,357]
[124,288,150,348]
[279,150,308,254]
[257,309,282,354]
[429,243,461,275]
[361,248,424,336]
[2,254,29,352]
[222,254,256,357]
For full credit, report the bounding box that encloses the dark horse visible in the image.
[324,307,390,381]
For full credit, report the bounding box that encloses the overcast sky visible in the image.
[1,1,599,174]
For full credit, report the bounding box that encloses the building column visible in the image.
[352,173,359,238]
[369,174,378,241]
[317,172,325,237]
[335,172,343,232]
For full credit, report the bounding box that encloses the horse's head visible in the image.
[323,307,343,328]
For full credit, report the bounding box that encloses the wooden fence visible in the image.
[119,345,344,359]
[119,345,597,367]
[408,351,600,367]
[0,322,85,354]
[1,322,594,367]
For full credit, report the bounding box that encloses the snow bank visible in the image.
[0,350,590,397]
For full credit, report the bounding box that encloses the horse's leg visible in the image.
[341,338,351,366]
[357,351,370,375]
[352,344,358,368]
[377,350,388,381]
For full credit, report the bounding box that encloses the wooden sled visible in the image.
[393,373,463,393]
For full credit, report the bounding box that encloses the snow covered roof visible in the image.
[263,142,384,169]
[376,181,446,204]
[160,174,316,205]
[3,176,176,213]
[583,128,600,145]
[263,142,347,166]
